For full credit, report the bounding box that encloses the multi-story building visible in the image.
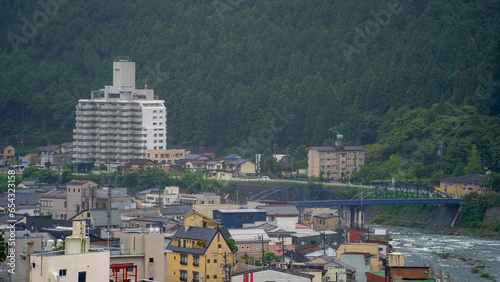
[146,148,187,164]
[165,222,237,282]
[73,57,167,167]
[307,136,365,180]
[435,174,487,195]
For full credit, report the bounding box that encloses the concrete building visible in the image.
[307,136,365,180]
[29,221,110,282]
[73,57,167,167]
[146,148,187,164]
[228,228,271,261]
[179,192,221,205]
[111,230,166,281]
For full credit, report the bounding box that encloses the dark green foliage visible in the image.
[0,231,7,263]
[0,1,498,166]
[22,167,59,184]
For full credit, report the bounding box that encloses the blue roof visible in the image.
[225,154,238,159]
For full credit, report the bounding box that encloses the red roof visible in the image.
[269,245,295,256]
[296,223,312,229]
[297,245,320,255]
[202,153,215,156]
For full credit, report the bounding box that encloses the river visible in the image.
[369,225,500,282]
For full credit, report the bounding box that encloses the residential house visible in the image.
[228,229,271,261]
[225,159,256,177]
[128,217,181,233]
[336,243,383,272]
[0,144,15,161]
[25,153,41,165]
[324,258,356,282]
[340,252,371,282]
[257,205,299,230]
[291,231,343,254]
[183,211,221,229]
[160,204,194,221]
[185,159,207,172]
[66,179,98,218]
[39,187,68,220]
[144,186,180,205]
[165,224,237,282]
[232,268,314,282]
[307,136,365,180]
[313,213,340,231]
[71,209,122,229]
[436,174,487,195]
[36,144,62,165]
[123,159,156,174]
[303,208,337,227]
[205,160,224,178]
[213,209,267,228]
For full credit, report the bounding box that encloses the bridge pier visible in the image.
[342,206,364,229]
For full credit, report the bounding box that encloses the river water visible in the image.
[369,225,500,282]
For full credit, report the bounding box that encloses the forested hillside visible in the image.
[1,0,499,177]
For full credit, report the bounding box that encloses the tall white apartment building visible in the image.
[74,57,167,166]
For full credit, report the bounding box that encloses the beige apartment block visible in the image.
[307,141,365,180]
[146,148,187,164]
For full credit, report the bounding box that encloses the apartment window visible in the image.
[155,154,158,158]
[320,159,325,163]
[59,269,67,277]
[218,244,222,248]
[149,258,154,263]
[153,110,157,113]
[154,140,157,143]
[214,259,217,264]
[320,152,325,156]
[159,146,163,149]
[153,122,157,125]
[154,134,157,137]
[180,254,188,265]
[193,271,199,282]
[207,259,210,263]
[180,270,187,281]
[214,275,217,279]
[193,255,199,266]
[153,116,157,119]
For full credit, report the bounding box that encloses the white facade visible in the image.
[30,250,110,282]
[74,57,167,166]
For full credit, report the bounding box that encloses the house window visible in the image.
[59,269,67,277]
[214,259,217,264]
[180,270,188,281]
[180,254,188,265]
[193,255,199,266]
[149,258,154,263]
[218,244,222,248]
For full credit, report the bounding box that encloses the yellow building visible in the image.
[166,213,237,282]
[307,138,365,180]
[435,174,487,196]
[336,243,382,271]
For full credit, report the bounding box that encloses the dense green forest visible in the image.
[1,0,499,179]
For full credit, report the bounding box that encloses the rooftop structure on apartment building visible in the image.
[73,57,167,167]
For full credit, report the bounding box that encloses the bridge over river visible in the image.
[247,183,462,228]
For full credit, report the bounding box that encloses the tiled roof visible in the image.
[40,187,67,199]
[297,245,321,255]
[440,174,485,185]
[160,204,193,215]
[88,209,122,227]
[166,226,218,255]
[125,159,154,165]
[0,144,12,151]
